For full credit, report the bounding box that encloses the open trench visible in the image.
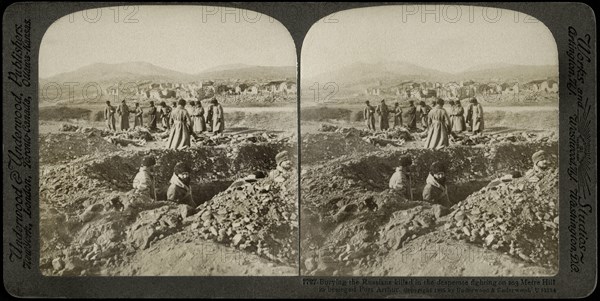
[39,142,293,276]
[300,141,558,276]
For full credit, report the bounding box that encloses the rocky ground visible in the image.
[39,119,298,276]
[300,123,559,276]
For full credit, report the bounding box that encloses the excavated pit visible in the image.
[40,142,295,276]
[301,141,558,276]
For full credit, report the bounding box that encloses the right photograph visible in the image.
[300,5,559,276]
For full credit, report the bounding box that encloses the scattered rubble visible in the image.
[318,123,415,147]
[444,168,558,268]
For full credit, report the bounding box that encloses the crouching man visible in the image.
[389,155,413,200]
[422,161,452,208]
[270,151,293,183]
[133,156,157,201]
[526,150,552,183]
[167,162,196,207]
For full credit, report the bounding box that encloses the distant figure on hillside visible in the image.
[363,100,376,131]
[376,99,390,131]
[117,99,130,131]
[167,98,192,150]
[159,101,171,130]
[209,98,225,135]
[425,98,451,150]
[391,102,403,129]
[104,101,116,131]
[418,100,431,130]
[449,100,466,133]
[133,102,143,128]
[467,97,484,134]
[423,161,452,208]
[405,100,417,130]
[190,100,206,134]
[147,101,158,131]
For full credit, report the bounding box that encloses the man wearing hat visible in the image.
[405,100,417,130]
[363,101,376,131]
[468,97,484,134]
[167,98,192,150]
[147,101,158,131]
[376,99,390,131]
[422,161,452,207]
[167,162,195,207]
[104,101,116,131]
[116,99,130,131]
[527,150,551,182]
[425,98,451,150]
[389,155,413,199]
[391,102,403,129]
[270,150,293,183]
[159,101,171,130]
[133,102,144,129]
[209,98,225,135]
[133,155,157,200]
[418,100,431,130]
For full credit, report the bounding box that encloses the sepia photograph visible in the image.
[38,5,298,276]
[300,5,559,277]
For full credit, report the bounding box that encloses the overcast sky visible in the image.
[303,5,558,78]
[40,5,296,78]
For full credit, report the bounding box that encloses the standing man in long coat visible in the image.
[450,100,466,133]
[470,97,484,134]
[391,102,403,128]
[210,98,225,135]
[133,102,143,128]
[190,100,206,134]
[363,100,376,131]
[116,99,130,131]
[104,101,116,131]
[160,101,171,130]
[147,101,158,131]
[376,99,390,131]
[425,98,451,150]
[418,101,431,130]
[167,98,192,149]
[405,100,417,130]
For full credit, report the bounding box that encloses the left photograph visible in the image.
[38,5,298,276]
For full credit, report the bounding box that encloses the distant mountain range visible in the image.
[41,61,296,84]
[306,61,558,91]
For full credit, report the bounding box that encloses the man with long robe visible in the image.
[470,97,484,134]
[391,102,403,128]
[425,98,451,150]
[210,98,224,135]
[147,101,158,131]
[133,102,143,128]
[116,100,130,131]
[376,99,390,131]
[190,100,206,134]
[363,101,376,131]
[160,101,171,130]
[405,100,417,130]
[450,100,466,133]
[418,101,431,130]
[104,101,116,131]
[167,98,192,149]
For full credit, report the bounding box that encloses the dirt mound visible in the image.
[301,133,380,166]
[40,140,296,276]
[39,132,121,165]
[444,168,558,268]
[184,166,298,265]
[319,123,415,147]
[300,140,558,276]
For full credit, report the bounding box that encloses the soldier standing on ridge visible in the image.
[117,99,130,131]
[363,100,376,131]
[376,99,390,131]
[104,100,116,131]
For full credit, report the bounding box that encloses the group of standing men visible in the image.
[104,97,226,149]
[363,97,485,149]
